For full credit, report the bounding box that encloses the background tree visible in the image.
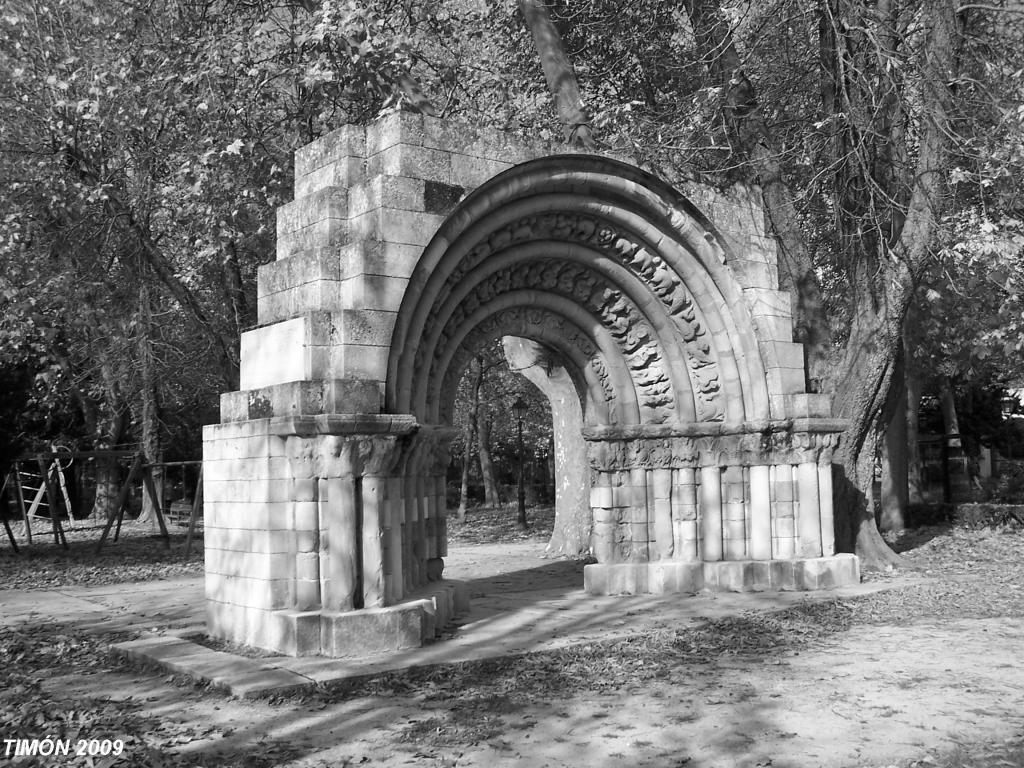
[0,0,429,513]
[3,0,1022,566]
[450,340,553,518]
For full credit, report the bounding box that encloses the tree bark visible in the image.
[135,276,164,531]
[477,414,501,507]
[684,0,831,383]
[222,240,248,340]
[90,407,130,521]
[89,356,131,520]
[683,0,958,569]
[518,0,597,148]
[456,359,483,520]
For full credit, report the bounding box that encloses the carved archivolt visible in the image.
[436,307,618,424]
[586,430,839,471]
[426,260,689,424]
[425,212,725,421]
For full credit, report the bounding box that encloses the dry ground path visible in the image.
[1,522,1023,768]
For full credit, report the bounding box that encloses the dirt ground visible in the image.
[30,615,1020,768]
[4,519,1024,768]
[18,542,1021,768]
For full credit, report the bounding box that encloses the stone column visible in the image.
[818,457,836,557]
[285,436,321,610]
[385,476,404,604]
[359,435,403,607]
[700,465,723,562]
[748,464,772,560]
[424,433,453,578]
[590,470,618,563]
[721,465,747,560]
[672,467,699,560]
[629,467,650,561]
[771,464,796,559]
[796,461,823,557]
[316,436,360,612]
[651,468,674,560]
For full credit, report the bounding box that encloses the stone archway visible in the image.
[203,112,859,658]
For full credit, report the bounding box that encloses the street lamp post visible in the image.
[512,396,528,530]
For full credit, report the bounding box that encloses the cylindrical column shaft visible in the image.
[796,461,823,557]
[323,475,358,611]
[700,465,723,562]
[749,465,772,560]
[672,467,699,560]
[361,475,385,608]
[818,462,835,556]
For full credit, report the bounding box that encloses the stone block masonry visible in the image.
[205,111,858,658]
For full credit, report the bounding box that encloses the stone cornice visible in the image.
[584,420,847,471]
[267,414,420,438]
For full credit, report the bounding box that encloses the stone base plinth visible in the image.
[209,580,469,658]
[584,554,859,596]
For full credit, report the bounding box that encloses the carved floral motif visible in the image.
[427,261,679,423]
[585,430,839,471]
[586,436,698,471]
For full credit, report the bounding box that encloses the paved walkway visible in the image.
[0,542,908,698]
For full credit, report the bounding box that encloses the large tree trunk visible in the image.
[222,240,249,341]
[682,0,958,569]
[135,278,164,531]
[830,290,908,567]
[91,407,131,521]
[518,0,597,148]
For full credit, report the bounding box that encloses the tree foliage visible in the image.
[1,0,1022,561]
[0,0,424,458]
[450,340,552,510]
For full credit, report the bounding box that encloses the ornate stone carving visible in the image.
[315,435,361,477]
[585,427,840,470]
[417,431,453,476]
[587,436,698,471]
[358,435,404,476]
[423,212,726,421]
[436,307,618,424]
[305,434,409,478]
[429,261,677,423]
